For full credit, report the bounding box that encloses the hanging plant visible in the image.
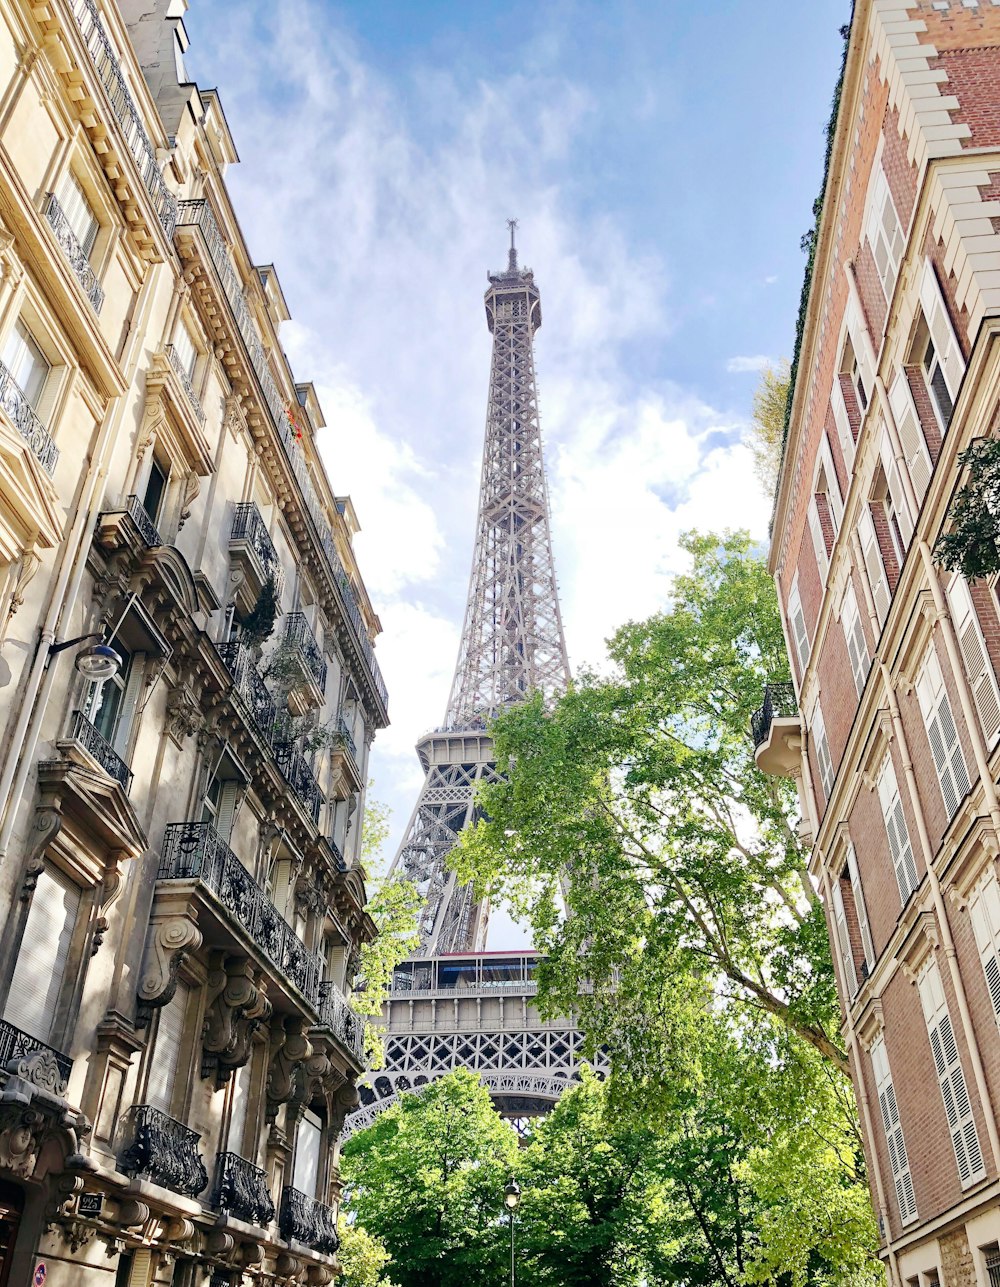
[242,574,280,648]
[934,438,1000,580]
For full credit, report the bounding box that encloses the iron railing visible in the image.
[0,359,58,475]
[68,710,132,792]
[117,1104,208,1197]
[273,742,322,824]
[0,1018,73,1084]
[317,980,366,1065]
[750,682,798,750]
[211,1151,275,1227]
[165,344,205,424]
[218,640,276,739]
[158,822,323,1002]
[284,613,327,692]
[325,835,347,872]
[230,502,282,590]
[123,494,162,547]
[332,717,358,763]
[278,1185,339,1254]
[43,193,104,312]
[175,198,387,717]
[72,0,176,239]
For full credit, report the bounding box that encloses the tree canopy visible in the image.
[748,360,790,499]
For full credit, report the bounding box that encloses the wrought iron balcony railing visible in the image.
[317,980,366,1065]
[0,1018,73,1084]
[273,742,322,824]
[43,193,104,313]
[176,197,387,718]
[278,1185,339,1254]
[231,502,283,589]
[68,709,132,792]
[72,0,177,239]
[750,682,798,750]
[218,640,276,739]
[0,359,58,475]
[332,717,358,763]
[325,835,347,872]
[211,1151,276,1228]
[284,613,327,692]
[124,493,162,547]
[165,344,205,424]
[117,1104,208,1197]
[159,822,323,1002]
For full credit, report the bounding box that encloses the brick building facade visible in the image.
[759,2,1000,1283]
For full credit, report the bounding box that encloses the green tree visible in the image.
[340,1069,518,1287]
[748,360,790,498]
[337,1218,399,1287]
[934,437,1000,579]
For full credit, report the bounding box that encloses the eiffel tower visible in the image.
[347,224,589,1132]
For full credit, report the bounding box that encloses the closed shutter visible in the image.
[841,582,870,697]
[55,171,98,256]
[270,858,293,922]
[292,1109,323,1196]
[788,578,810,678]
[871,1035,917,1225]
[847,295,877,399]
[969,870,1000,1027]
[919,259,965,406]
[808,497,829,580]
[111,652,146,758]
[831,878,858,996]
[821,438,843,533]
[811,702,835,800]
[888,371,932,503]
[915,647,972,819]
[227,1051,254,1157]
[831,380,855,469]
[215,781,240,845]
[146,981,189,1114]
[846,841,876,971]
[879,425,914,548]
[877,756,918,904]
[3,866,81,1043]
[866,165,905,299]
[946,574,1000,747]
[859,507,891,626]
[917,960,985,1186]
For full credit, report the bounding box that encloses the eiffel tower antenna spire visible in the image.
[507,216,518,270]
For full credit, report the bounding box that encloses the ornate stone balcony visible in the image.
[95,493,162,556]
[117,1104,208,1197]
[43,193,104,313]
[158,822,323,1005]
[751,681,802,778]
[164,343,205,424]
[273,742,322,824]
[330,716,363,799]
[73,0,177,241]
[317,980,366,1067]
[0,358,58,475]
[64,709,132,792]
[278,1185,339,1254]
[211,1151,276,1228]
[0,1018,73,1086]
[229,502,284,605]
[218,639,276,741]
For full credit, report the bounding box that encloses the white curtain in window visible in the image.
[292,1109,322,1196]
[3,866,80,1043]
[2,319,50,409]
[56,171,98,256]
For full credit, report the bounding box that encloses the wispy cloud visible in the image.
[725,354,775,374]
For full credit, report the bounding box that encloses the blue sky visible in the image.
[184,0,849,923]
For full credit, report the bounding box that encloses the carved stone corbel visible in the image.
[267,1018,313,1119]
[177,471,200,532]
[20,803,62,899]
[165,681,205,743]
[136,894,202,1025]
[330,1075,360,1141]
[202,953,272,1082]
[4,550,40,627]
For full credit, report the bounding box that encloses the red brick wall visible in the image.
[936,47,1000,148]
[856,237,888,341]
[847,780,910,959]
[882,105,919,232]
[924,228,973,359]
[904,365,943,465]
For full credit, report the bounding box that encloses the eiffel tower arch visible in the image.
[346,226,592,1135]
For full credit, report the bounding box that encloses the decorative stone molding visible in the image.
[267,1017,313,1118]
[136,893,203,1022]
[0,1059,93,1181]
[202,953,272,1081]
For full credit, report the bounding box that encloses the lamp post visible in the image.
[503,1175,520,1287]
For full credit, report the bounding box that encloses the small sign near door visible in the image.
[33,1265,46,1286]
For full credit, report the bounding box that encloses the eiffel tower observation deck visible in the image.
[348,225,590,1132]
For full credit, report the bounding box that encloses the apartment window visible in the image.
[227,1052,254,1156]
[142,457,168,529]
[858,506,891,627]
[982,1245,1000,1287]
[292,1109,323,1196]
[3,866,81,1044]
[172,321,197,380]
[84,645,145,758]
[201,774,240,844]
[866,164,905,300]
[831,377,855,470]
[146,981,190,1114]
[888,370,932,505]
[788,577,810,678]
[877,755,918,905]
[878,427,914,560]
[840,581,870,698]
[946,574,1000,747]
[2,319,51,412]
[916,958,985,1187]
[846,841,876,974]
[808,440,843,581]
[915,646,971,820]
[831,876,858,996]
[810,701,835,801]
[967,868,1000,1029]
[870,1034,917,1225]
[55,170,98,258]
[918,259,965,432]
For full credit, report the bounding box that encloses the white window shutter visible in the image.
[788,579,810,678]
[915,648,972,819]
[811,702,835,800]
[3,866,81,1043]
[946,574,1000,747]
[831,878,858,996]
[878,756,918,904]
[831,379,855,469]
[866,166,905,300]
[821,437,843,533]
[859,507,891,626]
[841,582,870,697]
[808,497,829,581]
[847,293,877,398]
[888,371,932,503]
[846,841,876,970]
[919,259,965,403]
[112,652,146,757]
[292,1109,323,1196]
[215,782,240,845]
[917,960,985,1187]
[969,871,1000,1026]
[879,425,914,547]
[146,981,189,1113]
[871,1035,917,1224]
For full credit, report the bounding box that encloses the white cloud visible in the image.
[725,354,775,373]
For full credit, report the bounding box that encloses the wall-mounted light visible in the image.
[49,632,123,680]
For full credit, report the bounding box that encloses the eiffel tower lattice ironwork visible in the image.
[348,226,586,1134]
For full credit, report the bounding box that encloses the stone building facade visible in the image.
[0,0,388,1283]
[759,2,1000,1284]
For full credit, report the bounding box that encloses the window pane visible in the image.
[3,866,81,1043]
[143,459,167,524]
[292,1110,322,1195]
[2,320,50,409]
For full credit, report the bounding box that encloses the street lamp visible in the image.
[503,1176,520,1287]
